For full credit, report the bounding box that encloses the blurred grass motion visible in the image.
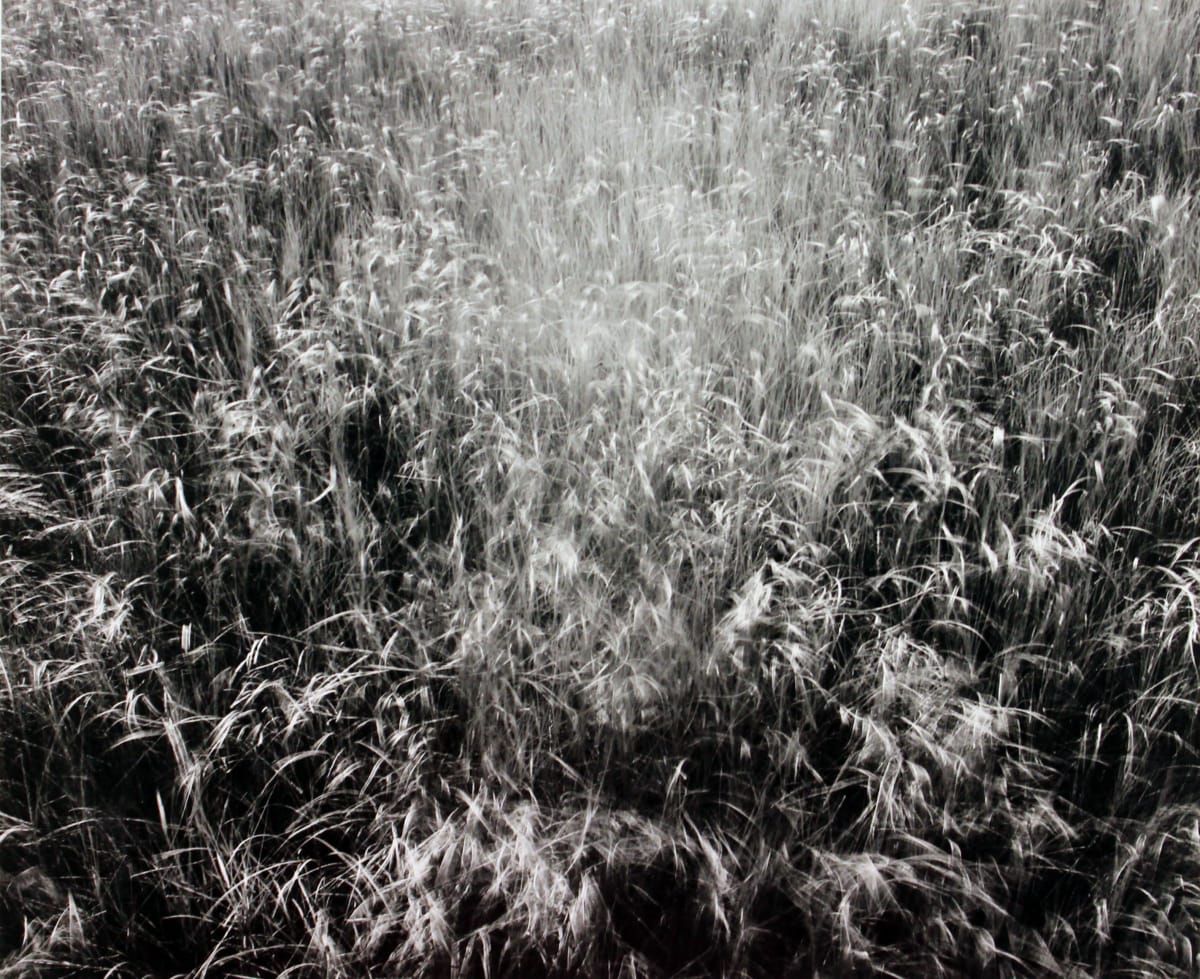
[2,0,1199,975]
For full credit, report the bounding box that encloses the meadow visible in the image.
[2,0,1199,975]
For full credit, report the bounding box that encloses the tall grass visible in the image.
[2,0,1199,975]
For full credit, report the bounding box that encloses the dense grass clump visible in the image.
[3,0,1199,975]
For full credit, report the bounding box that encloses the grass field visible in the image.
[2,0,1199,975]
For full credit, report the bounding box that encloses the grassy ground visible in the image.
[2,0,1199,975]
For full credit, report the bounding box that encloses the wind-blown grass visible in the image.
[2,0,1199,975]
